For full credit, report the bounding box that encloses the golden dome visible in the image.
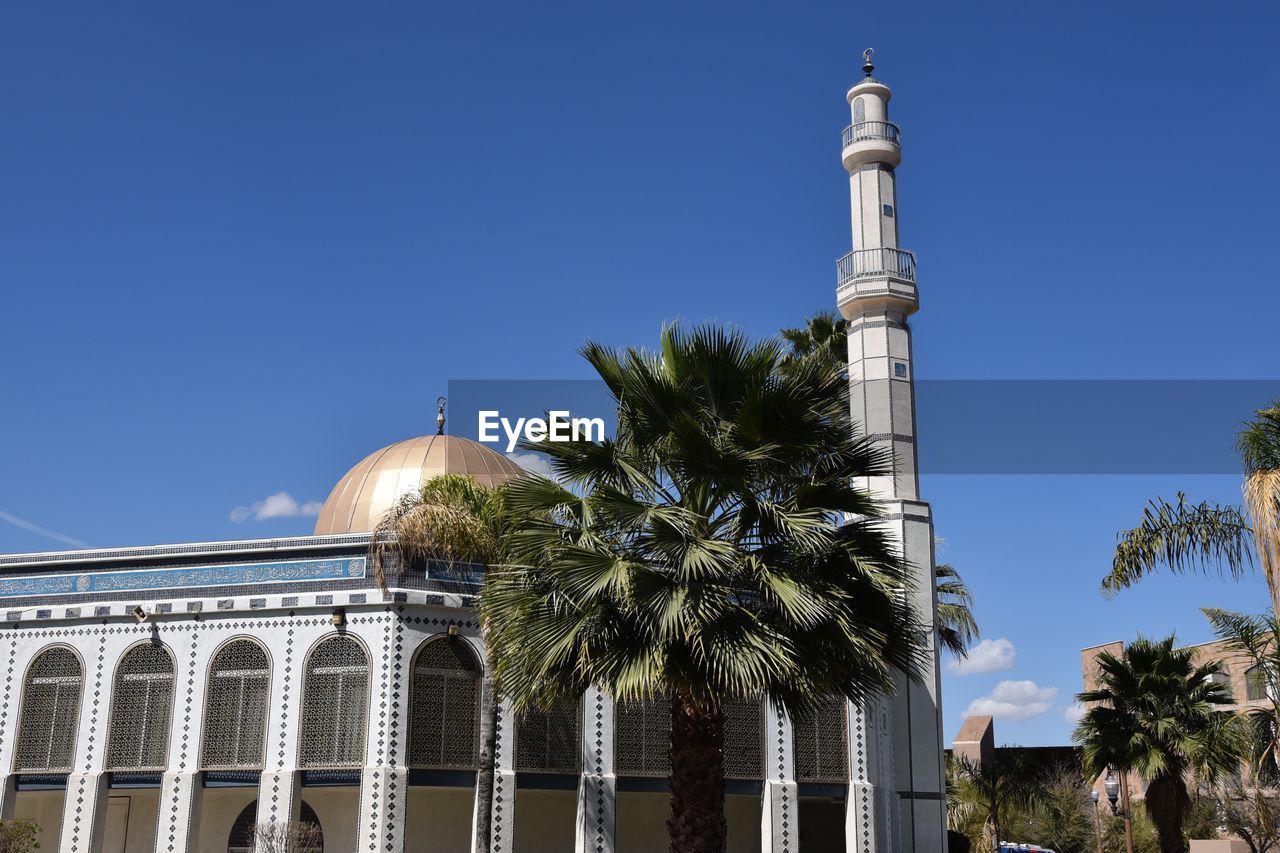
[314,434,526,535]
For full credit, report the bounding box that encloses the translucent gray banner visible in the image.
[448,379,1280,475]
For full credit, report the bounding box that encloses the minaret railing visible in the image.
[841,120,900,147]
[836,247,916,285]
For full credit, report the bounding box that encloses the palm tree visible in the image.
[370,474,509,853]
[949,750,1043,853]
[1074,636,1245,853]
[485,323,927,853]
[1204,607,1280,785]
[779,310,849,373]
[937,563,979,659]
[1104,403,1280,615]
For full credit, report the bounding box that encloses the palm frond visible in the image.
[1104,493,1253,595]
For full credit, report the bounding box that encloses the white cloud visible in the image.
[963,680,1059,721]
[948,638,1017,675]
[0,510,91,549]
[1064,702,1087,724]
[230,492,324,523]
[507,452,557,480]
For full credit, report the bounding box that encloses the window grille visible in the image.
[515,698,581,774]
[1247,666,1267,702]
[614,694,670,777]
[106,642,175,770]
[14,646,83,772]
[202,640,271,770]
[722,696,765,780]
[227,800,323,853]
[853,97,866,124]
[299,636,369,768]
[409,637,480,769]
[792,696,848,783]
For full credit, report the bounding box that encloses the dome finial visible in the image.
[862,47,875,77]
[436,396,447,435]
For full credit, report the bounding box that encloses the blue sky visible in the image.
[1,0,1277,746]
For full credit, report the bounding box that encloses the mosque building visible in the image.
[0,56,944,853]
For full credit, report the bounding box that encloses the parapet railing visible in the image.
[841,120,901,147]
[836,247,916,285]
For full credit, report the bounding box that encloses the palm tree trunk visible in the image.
[1143,775,1188,853]
[473,666,498,853]
[667,692,726,853]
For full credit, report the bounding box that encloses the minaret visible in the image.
[839,50,947,853]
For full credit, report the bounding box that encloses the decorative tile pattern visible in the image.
[0,557,367,601]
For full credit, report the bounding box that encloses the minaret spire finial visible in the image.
[436,396,447,435]
[862,47,875,77]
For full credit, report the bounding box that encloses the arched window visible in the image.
[515,698,581,774]
[202,639,271,770]
[614,694,669,777]
[722,696,765,780]
[853,96,866,124]
[1207,670,1234,702]
[791,696,848,783]
[227,800,323,853]
[409,637,481,769]
[106,642,175,770]
[1247,665,1268,702]
[299,636,369,768]
[14,646,83,772]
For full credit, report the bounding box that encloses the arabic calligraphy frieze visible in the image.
[0,557,367,601]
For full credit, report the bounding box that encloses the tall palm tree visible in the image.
[370,474,509,853]
[937,563,979,659]
[485,323,927,853]
[948,750,1043,853]
[1204,607,1280,785]
[1074,636,1245,853]
[1104,403,1280,615]
[779,310,849,373]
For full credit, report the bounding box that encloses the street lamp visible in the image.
[1104,769,1135,853]
[1090,789,1104,853]
[1104,771,1121,814]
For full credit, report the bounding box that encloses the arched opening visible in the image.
[409,636,481,770]
[405,635,482,853]
[106,641,175,770]
[202,639,271,770]
[299,635,370,769]
[14,646,83,772]
[1247,665,1268,702]
[227,799,323,853]
[10,646,83,851]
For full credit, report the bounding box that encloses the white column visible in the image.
[483,696,516,853]
[0,633,19,820]
[355,611,408,853]
[574,686,615,853]
[60,631,133,853]
[761,703,797,853]
[259,620,322,834]
[154,624,207,853]
[847,696,898,853]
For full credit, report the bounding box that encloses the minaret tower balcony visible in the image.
[842,76,901,169]
[835,246,918,315]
